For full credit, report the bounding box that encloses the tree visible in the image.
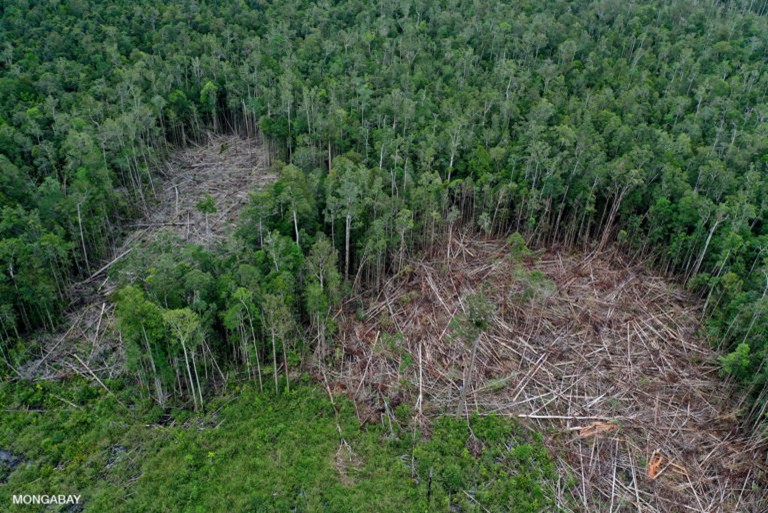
[261,293,294,394]
[196,195,217,238]
[223,287,264,392]
[115,286,169,405]
[200,81,219,131]
[304,234,341,359]
[275,164,314,246]
[325,156,370,280]
[395,207,414,272]
[163,308,205,411]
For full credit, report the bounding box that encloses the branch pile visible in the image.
[331,234,768,512]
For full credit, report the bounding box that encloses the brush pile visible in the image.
[331,233,768,512]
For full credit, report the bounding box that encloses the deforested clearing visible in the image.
[19,134,273,381]
[122,133,272,247]
[5,0,768,511]
[329,235,768,512]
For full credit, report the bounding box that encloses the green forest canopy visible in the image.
[1,0,768,422]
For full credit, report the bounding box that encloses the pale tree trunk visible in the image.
[180,339,198,411]
[271,327,279,394]
[596,186,627,255]
[345,214,351,280]
[293,209,300,246]
[283,340,290,393]
[77,203,91,274]
[142,326,165,405]
[191,349,204,412]
[242,302,263,393]
[456,334,481,417]
[689,214,723,280]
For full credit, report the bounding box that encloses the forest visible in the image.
[2,0,768,511]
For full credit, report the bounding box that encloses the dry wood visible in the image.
[330,233,768,512]
[22,134,273,387]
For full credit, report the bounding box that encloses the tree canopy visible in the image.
[1,0,768,422]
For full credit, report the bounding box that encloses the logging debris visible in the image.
[329,233,768,513]
[22,134,272,381]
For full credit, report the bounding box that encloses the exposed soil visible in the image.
[327,234,768,512]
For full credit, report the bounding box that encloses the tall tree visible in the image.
[304,234,341,359]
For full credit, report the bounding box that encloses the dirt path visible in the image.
[330,235,768,512]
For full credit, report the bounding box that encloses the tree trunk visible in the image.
[596,187,626,254]
[689,215,722,280]
[180,339,198,411]
[243,303,264,393]
[293,209,300,246]
[191,349,204,412]
[345,214,351,280]
[271,327,279,394]
[283,339,290,393]
[456,335,481,416]
[77,203,92,275]
[142,326,165,405]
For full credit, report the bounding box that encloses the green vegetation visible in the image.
[0,379,556,512]
[2,1,767,415]
[2,0,768,507]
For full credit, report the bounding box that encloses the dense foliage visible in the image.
[2,0,768,420]
[0,380,557,512]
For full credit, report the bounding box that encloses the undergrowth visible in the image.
[0,377,558,512]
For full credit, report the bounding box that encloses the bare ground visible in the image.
[326,233,768,512]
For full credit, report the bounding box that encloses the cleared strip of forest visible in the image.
[20,134,272,381]
[119,133,272,248]
[326,234,768,512]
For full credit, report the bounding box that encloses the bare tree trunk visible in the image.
[142,326,165,405]
[293,209,300,246]
[456,335,481,417]
[243,303,263,393]
[271,327,279,394]
[283,340,290,393]
[595,187,626,255]
[689,214,723,280]
[77,203,91,274]
[191,349,204,412]
[345,214,351,280]
[180,339,198,411]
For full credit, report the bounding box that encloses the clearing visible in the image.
[328,235,768,512]
[20,134,272,380]
[13,136,768,511]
